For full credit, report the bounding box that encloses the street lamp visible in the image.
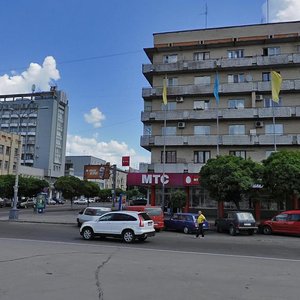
[8,101,48,220]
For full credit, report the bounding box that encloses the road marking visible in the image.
[1,237,299,263]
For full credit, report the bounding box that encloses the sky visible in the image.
[0,0,299,170]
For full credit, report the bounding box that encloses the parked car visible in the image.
[52,198,65,204]
[259,210,300,235]
[129,199,148,206]
[164,213,209,234]
[77,206,112,227]
[0,198,4,208]
[80,211,155,243]
[74,198,88,205]
[47,199,56,205]
[17,198,36,209]
[125,205,165,231]
[215,211,257,236]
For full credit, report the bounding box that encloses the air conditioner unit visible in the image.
[178,122,186,129]
[176,96,184,102]
[255,121,264,128]
[255,94,264,101]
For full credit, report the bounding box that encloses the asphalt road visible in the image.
[0,212,300,300]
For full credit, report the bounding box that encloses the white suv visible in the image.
[80,211,155,243]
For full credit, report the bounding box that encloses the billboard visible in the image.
[122,156,130,167]
[84,164,111,180]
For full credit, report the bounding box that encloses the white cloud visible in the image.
[263,0,300,22]
[0,56,60,94]
[84,107,105,128]
[66,134,150,168]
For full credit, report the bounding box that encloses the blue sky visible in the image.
[0,0,299,169]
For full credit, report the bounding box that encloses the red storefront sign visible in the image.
[122,156,130,167]
[127,173,200,187]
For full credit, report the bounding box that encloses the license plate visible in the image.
[244,223,251,226]
[148,222,153,226]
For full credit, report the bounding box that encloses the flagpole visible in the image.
[216,101,220,155]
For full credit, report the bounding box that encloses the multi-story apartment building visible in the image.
[0,88,68,179]
[130,21,300,212]
[0,131,21,176]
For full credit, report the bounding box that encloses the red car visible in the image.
[259,210,300,235]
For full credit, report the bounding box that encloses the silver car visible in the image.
[77,206,111,227]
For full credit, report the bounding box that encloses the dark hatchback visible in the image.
[215,211,257,236]
[164,213,209,234]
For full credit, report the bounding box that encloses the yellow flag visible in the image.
[162,77,167,105]
[271,71,282,103]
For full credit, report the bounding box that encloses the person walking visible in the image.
[195,210,206,238]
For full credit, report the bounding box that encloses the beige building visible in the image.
[0,131,21,175]
[137,21,300,210]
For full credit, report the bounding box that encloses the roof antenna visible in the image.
[200,1,208,28]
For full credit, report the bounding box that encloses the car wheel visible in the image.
[248,229,254,235]
[183,226,190,234]
[138,236,147,242]
[262,225,272,235]
[229,225,236,236]
[82,227,94,240]
[122,229,135,243]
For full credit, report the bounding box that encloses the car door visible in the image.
[272,214,288,233]
[80,208,95,223]
[94,213,114,234]
[286,213,300,234]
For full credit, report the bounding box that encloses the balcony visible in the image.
[141,133,298,148]
[141,106,297,122]
[142,79,300,99]
[143,53,300,76]
[150,163,204,174]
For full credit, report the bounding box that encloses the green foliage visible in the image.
[81,180,100,199]
[200,155,262,209]
[170,190,186,210]
[98,189,112,201]
[54,176,83,200]
[262,150,300,202]
[0,175,49,198]
[126,187,147,199]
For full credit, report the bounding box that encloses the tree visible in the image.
[81,180,100,199]
[98,189,112,201]
[200,155,262,210]
[54,176,83,201]
[0,175,15,198]
[170,190,186,212]
[262,150,300,209]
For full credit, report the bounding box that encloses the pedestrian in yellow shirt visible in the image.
[195,210,206,238]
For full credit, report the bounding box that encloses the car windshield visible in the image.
[236,212,255,221]
[145,208,162,216]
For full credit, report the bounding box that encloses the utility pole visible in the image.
[111,164,117,208]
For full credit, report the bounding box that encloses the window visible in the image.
[144,102,152,112]
[274,214,288,221]
[4,161,8,169]
[288,214,300,221]
[194,76,211,85]
[229,150,247,159]
[163,54,178,63]
[228,99,244,109]
[264,98,282,107]
[297,45,300,53]
[144,125,152,136]
[161,102,176,111]
[99,213,113,221]
[0,145,3,154]
[167,77,178,86]
[262,72,271,82]
[263,47,280,56]
[194,52,210,61]
[162,126,176,136]
[265,124,283,135]
[0,160,2,168]
[194,126,210,135]
[112,213,137,221]
[228,74,245,83]
[229,125,245,135]
[228,49,244,58]
[14,148,18,157]
[194,100,210,110]
[5,146,10,156]
[161,151,176,163]
[194,151,211,163]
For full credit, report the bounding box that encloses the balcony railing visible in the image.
[140,133,299,147]
[142,53,300,74]
[141,106,297,121]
